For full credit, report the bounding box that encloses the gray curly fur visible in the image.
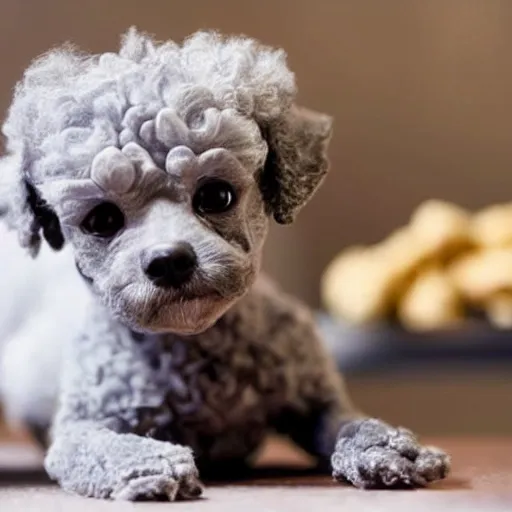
[0,28,449,500]
[1,27,321,254]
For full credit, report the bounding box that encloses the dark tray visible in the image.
[316,313,512,375]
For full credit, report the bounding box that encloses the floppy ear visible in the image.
[0,154,64,256]
[260,105,333,224]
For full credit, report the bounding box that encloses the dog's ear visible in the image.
[0,154,64,256]
[260,105,333,224]
[24,180,65,251]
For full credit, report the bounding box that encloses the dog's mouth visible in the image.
[168,287,224,302]
[127,287,233,335]
[115,279,232,309]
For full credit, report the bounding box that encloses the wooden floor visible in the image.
[0,431,511,511]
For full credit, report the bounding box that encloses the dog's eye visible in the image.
[193,179,236,215]
[80,202,125,238]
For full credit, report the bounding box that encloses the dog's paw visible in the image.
[111,446,203,501]
[414,445,451,483]
[331,418,450,489]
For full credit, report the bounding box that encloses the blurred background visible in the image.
[1,0,512,440]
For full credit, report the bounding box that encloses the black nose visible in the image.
[141,242,197,288]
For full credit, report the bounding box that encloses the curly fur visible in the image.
[0,28,449,501]
[1,27,321,255]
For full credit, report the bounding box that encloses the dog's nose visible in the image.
[141,242,197,288]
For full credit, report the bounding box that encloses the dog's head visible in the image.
[0,28,332,334]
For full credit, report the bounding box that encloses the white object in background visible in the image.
[0,221,92,430]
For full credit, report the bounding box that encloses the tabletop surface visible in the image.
[0,434,511,511]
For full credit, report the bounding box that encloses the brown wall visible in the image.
[1,1,512,306]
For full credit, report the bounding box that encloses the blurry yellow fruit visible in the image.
[485,292,512,329]
[449,248,512,302]
[375,227,426,273]
[409,199,472,258]
[398,266,463,331]
[470,203,512,248]
[322,198,512,332]
[321,247,392,324]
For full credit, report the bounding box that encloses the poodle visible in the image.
[0,28,450,500]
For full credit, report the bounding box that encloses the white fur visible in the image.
[0,222,92,427]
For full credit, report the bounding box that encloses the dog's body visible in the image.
[0,28,449,500]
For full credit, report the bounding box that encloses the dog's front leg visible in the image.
[267,291,450,488]
[278,377,450,488]
[279,364,450,488]
[45,420,202,500]
[44,309,202,501]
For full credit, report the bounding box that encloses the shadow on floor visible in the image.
[0,468,51,486]
[0,464,332,489]
[0,464,469,491]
